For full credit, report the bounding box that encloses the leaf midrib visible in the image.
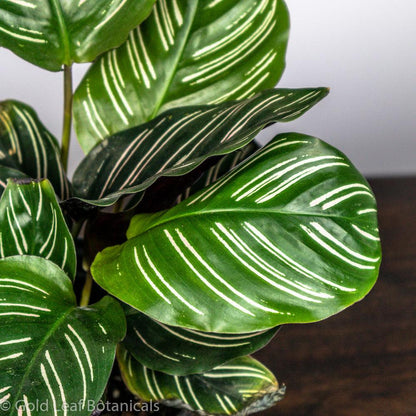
[133,207,374,238]
[149,0,199,120]
[10,306,75,414]
[48,0,72,65]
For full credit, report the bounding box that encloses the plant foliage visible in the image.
[0,1,381,415]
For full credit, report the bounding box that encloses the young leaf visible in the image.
[73,0,290,152]
[0,256,126,416]
[0,179,76,279]
[0,101,71,200]
[71,88,328,207]
[92,133,381,333]
[0,0,156,71]
[118,347,285,416]
[123,307,279,376]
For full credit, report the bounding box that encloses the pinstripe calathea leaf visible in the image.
[91,133,381,333]
[71,88,328,207]
[0,256,126,416]
[136,142,259,212]
[174,142,259,206]
[0,166,28,197]
[0,179,76,279]
[118,346,285,416]
[0,100,71,200]
[73,0,290,153]
[122,306,279,376]
[0,0,156,71]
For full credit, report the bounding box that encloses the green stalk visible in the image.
[80,272,93,307]
[60,65,73,172]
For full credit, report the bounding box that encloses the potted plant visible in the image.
[0,1,381,415]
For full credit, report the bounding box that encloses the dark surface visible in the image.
[255,176,416,416]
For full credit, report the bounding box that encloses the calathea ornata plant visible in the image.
[0,1,381,415]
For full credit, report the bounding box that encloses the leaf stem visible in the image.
[60,64,73,172]
[71,220,83,239]
[80,271,93,307]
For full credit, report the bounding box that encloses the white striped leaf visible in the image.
[0,256,126,416]
[0,179,76,279]
[0,0,156,71]
[71,88,328,207]
[136,142,259,212]
[123,306,278,376]
[73,0,290,153]
[91,133,381,333]
[0,166,28,197]
[118,347,285,416]
[175,142,259,206]
[0,100,70,200]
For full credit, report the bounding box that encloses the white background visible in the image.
[0,0,415,177]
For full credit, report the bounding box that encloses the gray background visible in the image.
[1,0,415,177]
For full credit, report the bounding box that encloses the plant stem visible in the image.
[60,65,73,172]
[80,271,93,307]
[71,220,83,239]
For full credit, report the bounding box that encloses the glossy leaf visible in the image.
[72,88,328,207]
[0,179,76,279]
[0,166,28,197]
[175,142,259,206]
[0,100,70,200]
[136,142,259,212]
[0,0,156,71]
[92,133,381,333]
[118,347,285,415]
[73,0,290,152]
[123,307,278,376]
[0,256,126,416]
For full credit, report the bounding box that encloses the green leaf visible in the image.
[118,346,285,415]
[0,100,71,200]
[0,255,126,416]
[71,88,328,207]
[73,0,290,152]
[91,133,381,333]
[123,307,278,376]
[0,0,156,71]
[175,142,259,206]
[0,179,76,279]
[136,142,259,213]
[0,166,28,197]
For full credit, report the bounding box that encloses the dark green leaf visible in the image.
[0,100,70,200]
[73,0,290,152]
[0,0,156,71]
[123,307,278,376]
[71,88,328,207]
[175,142,259,206]
[0,166,28,197]
[92,133,381,333]
[136,143,258,212]
[118,347,285,416]
[0,179,76,279]
[0,255,126,416]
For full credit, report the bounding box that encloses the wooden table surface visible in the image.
[255,177,416,416]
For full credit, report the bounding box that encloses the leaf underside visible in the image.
[73,0,290,152]
[92,133,381,333]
